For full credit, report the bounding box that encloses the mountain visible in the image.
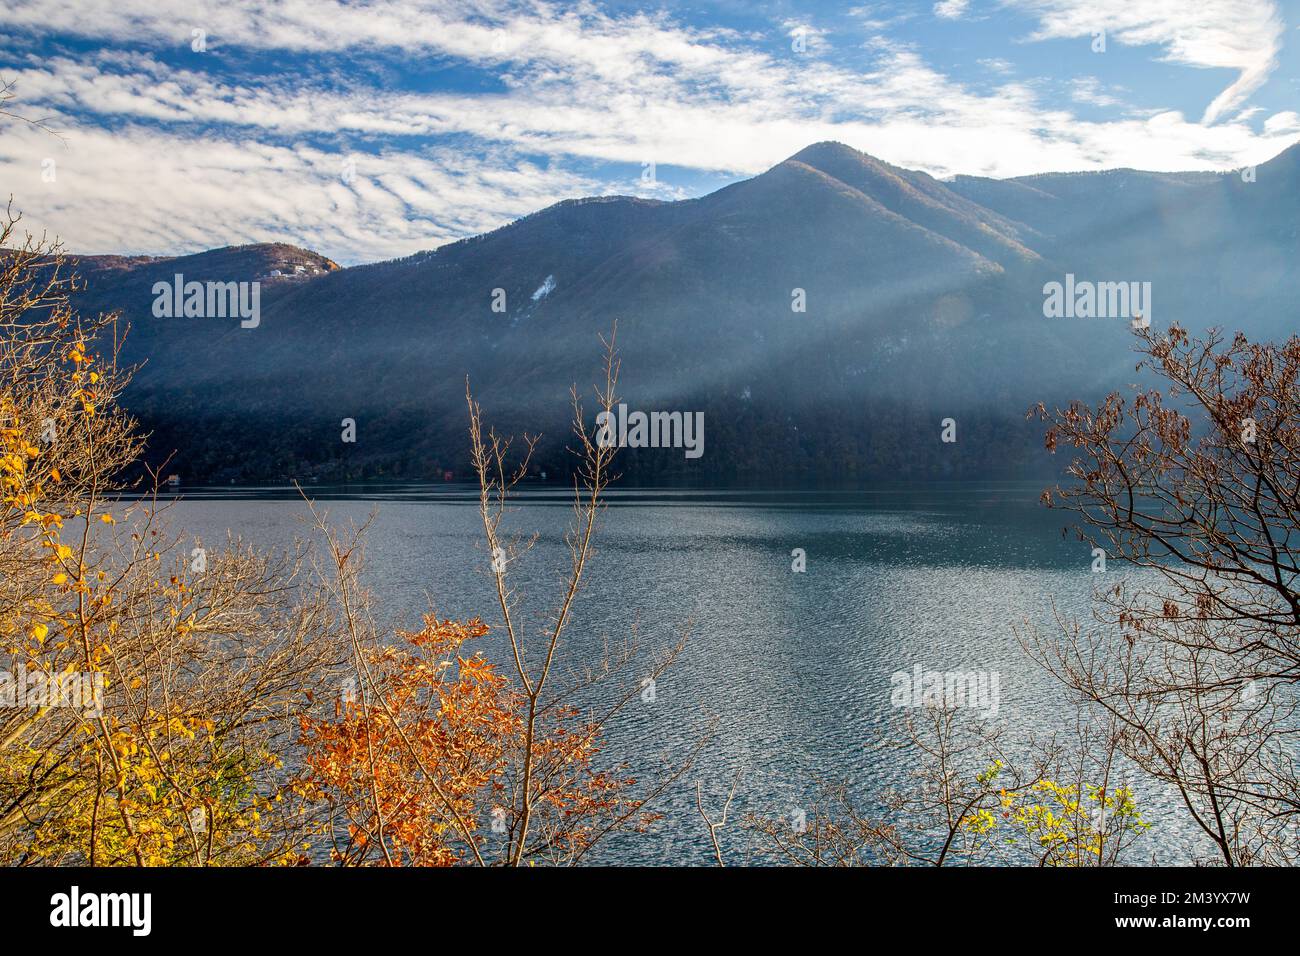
[50,140,1300,484]
[788,142,1042,266]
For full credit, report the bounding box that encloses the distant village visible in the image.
[259,262,329,279]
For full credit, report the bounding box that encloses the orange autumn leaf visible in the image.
[298,616,640,866]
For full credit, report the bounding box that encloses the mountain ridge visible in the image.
[55,139,1298,273]
[39,138,1300,484]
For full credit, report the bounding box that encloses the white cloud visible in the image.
[934,0,971,19]
[1008,0,1285,124]
[0,115,597,263]
[1263,111,1300,135]
[12,33,1293,176]
[1070,77,1124,108]
[0,0,1296,262]
[783,19,830,56]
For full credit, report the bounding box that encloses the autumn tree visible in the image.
[744,705,1149,867]
[299,332,695,865]
[0,205,346,865]
[1029,323,1300,865]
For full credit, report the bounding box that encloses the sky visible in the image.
[1,0,1298,265]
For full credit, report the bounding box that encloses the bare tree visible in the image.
[0,77,62,139]
[299,329,700,866]
[695,767,742,866]
[465,327,695,864]
[1028,324,1300,865]
[747,704,1149,867]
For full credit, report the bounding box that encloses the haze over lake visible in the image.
[155,481,1212,865]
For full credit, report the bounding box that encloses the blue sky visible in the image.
[2,0,1297,264]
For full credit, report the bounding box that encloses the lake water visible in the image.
[151,481,1212,865]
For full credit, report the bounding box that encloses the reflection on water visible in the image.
[136,482,1209,865]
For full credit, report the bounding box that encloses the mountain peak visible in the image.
[62,242,342,291]
[788,141,881,168]
[168,242,341,279]
[1257,138,1300,178]
[778,141,1039,265]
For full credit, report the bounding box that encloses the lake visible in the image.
[150,481,1212,865]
